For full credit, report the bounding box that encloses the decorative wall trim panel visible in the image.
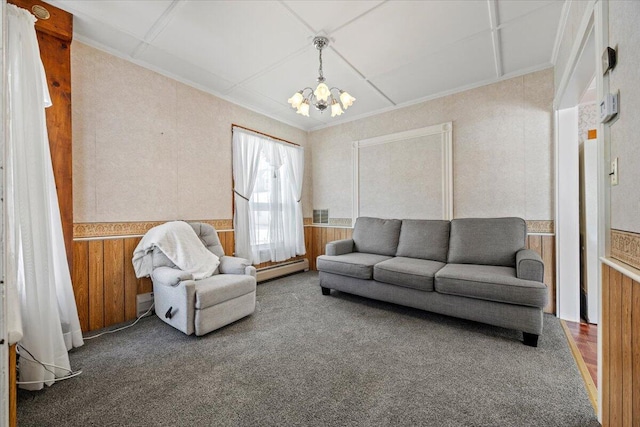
[74,218,320,238]
[526,220,555,234]
[74,219,234,238]
[611,229,640,270]
[328,218,353,227]
[310,219,554,233]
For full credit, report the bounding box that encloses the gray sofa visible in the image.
[317,217,548,346]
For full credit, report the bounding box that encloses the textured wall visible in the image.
[608,1,640,233]
[578,102,598,145]
[358,134,444,219]
[72,42,311,223]
[554,0,590,94]
[309,68,554,221]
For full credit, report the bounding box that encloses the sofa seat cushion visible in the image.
[374,257,445,291]
[317,253,392,280]
[435,264,547,308]
[194,274,256,309]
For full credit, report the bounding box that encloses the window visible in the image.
[232,128,305,264]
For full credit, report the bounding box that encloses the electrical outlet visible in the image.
[611,158,619,186]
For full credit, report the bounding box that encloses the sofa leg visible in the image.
[321,286,331,296]
[523,332,539,347]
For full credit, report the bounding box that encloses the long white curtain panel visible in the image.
[232,128,305,264]
[6,4,83,390]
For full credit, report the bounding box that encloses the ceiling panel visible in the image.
[500,2,563,74]
[332,0,491,78]
[51,0,565,131]
[149,1,312,84]
[72,13,142,57]
[282,0,384,34]
[226,86,324,129]
[243,46,393,121]
[137,44,235,95]
[51,0,173,40]
[370,32,496,105]
[497,0,556,25]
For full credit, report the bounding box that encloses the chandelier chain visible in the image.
[318,47,324,81]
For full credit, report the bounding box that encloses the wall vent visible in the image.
[313,209,329,224]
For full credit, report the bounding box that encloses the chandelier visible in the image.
[288,36,356,118]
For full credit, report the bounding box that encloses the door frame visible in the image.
[553,0,609,421]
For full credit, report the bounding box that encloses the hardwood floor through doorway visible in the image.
[562,320,598,411]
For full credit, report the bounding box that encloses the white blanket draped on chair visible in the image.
[132,221,220,280]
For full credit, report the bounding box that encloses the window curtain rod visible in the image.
[231,124,300,147]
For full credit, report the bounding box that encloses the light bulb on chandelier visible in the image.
[287,36,355,118]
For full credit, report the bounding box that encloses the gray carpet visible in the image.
[18,271,599,426]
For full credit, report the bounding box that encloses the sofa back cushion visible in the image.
[353,217,402,256]
[447,217,526,267]
[396,220,450,262]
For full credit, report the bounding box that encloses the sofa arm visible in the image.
[516,249,544,283]
[151,266,193,287]
[326,239,354,256]
[219,255,252,275]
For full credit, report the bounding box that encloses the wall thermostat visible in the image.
[600,92,619,123]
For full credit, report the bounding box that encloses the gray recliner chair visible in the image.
[150,222,257,336]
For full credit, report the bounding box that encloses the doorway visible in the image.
[555,21,597,323]
[554,3,609,420]
[578,78,599,324]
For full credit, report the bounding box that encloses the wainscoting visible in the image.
[601,260,640,426]
[72,230,235,332]
[72,224,313,332]
[71,221,555,332]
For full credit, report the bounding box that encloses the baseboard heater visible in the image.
[256,258,309,283]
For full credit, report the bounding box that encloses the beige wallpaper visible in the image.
[608,0,640,233]
[554,0,590,94]
[72,42,311,223]
[309,68,554,221]
[358,134,444,220]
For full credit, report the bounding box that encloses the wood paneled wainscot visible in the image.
[601,259,640,426]
[72,230,235,332]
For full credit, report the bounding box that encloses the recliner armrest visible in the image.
[326,239,354,256]
[219,255,252,275]
[245,265,257,279]
[516,249,544,283]
[151,266,193,287]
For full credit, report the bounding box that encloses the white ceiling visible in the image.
[49,0,566,131]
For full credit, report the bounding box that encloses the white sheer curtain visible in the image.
[281,144,305,256]
[232,128,305,264]
[6,4,83,390]
[233,129,263,263]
